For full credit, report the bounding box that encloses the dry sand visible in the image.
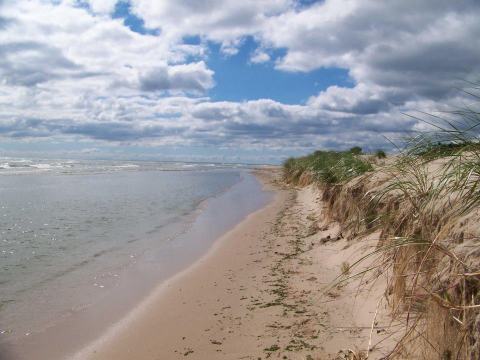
[75,169,396,360]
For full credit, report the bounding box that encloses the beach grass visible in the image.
[283,149,373,185]
[283,84,480,358]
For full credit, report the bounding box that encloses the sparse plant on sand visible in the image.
[340,261,350,275]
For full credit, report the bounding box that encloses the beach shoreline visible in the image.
[71,168,288,359]
[72,168,395,360]
[5,167,397,360]
[2,169,273,360]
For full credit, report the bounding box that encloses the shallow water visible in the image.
[0,159,271,359]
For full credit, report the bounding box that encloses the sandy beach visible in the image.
[3,2,477,358]
[71,169,395,360]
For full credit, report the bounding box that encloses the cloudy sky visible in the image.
[0,0,479,163]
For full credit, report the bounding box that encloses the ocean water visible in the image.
[0,158,268,354]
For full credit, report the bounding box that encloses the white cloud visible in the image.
[0,0,479,161]
[263,1,480,96]
[250,49,270,64]
[139,62,214,93]
[130,0,292,53]
[307,84,394,115]
[87,0,118,15]
[127,0,480,106]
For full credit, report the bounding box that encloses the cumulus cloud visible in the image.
[307,84,394,115]
[139,62,214,93]
[0,41,98,86]
[250,49,271,64]
[264,1,480,102]
[129,0,292,53]
[0,0,479,161]
[87,0,118,15]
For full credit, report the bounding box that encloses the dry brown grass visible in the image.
[320,155,480,359]
[285,85,480,358]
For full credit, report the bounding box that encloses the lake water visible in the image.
[0,158,271,359]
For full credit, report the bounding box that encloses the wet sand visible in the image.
[74,169,396,360]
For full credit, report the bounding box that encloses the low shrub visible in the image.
[375,149,387,159]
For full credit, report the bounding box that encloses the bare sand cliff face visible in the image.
[75,169,399,360]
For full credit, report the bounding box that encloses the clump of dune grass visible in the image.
[283,149,373,186]
[386,86,480,358]
[329,83,480,359]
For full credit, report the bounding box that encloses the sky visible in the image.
[0,0,479,164]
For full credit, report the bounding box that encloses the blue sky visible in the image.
[0,0,479,163]
[112,0,159,35]
[207,38,353,104]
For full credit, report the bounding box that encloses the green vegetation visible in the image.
[283,150,373,185]
[407,139,480,161]
[349,146,362,155]
[375,149,386,159]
